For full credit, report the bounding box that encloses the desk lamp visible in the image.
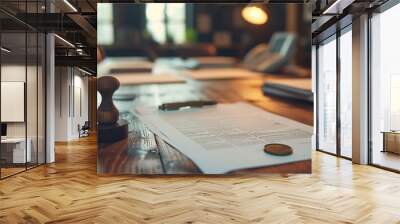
[241,5,268,25]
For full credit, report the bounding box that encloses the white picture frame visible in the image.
[1,81,25,122]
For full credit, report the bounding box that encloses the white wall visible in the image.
[54,67,89,141]
[55,67,69,141]
[71,73,89,138]
[1,65,32,137]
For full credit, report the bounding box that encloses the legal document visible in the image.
[134,102,312,174]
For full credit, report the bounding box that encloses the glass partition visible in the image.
[37,32,45,165]
[317,36,337,154]
[0,1,46,179]
[27,30,38,169]
[1,31,28,177]
[339,28,352,158]
[370,3,400,171]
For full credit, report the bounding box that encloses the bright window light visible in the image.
[97,4,114,45]
[146,3,186,44]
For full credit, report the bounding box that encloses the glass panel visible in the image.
[339,29,352,158]
[0,1,46,178]
[1,31,28,177]
[26,0,39,169]
[312,45,317,150]
[38,33,45,165]
[27,31,38,169]
[371,3,400,171]
[317,37,337,154]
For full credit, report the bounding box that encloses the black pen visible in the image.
[159,100,218,111]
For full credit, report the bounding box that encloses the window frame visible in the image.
[367,0,400,173]
[97,3,114,46]
[314,22,353,161]
[0,1,47,180]
[145,3,186,44]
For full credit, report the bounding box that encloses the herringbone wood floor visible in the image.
[1,135,400,224]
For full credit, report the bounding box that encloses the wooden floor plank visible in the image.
[1,135,400,223]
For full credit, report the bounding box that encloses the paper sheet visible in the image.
[113,73,186,85]
[134,102,312,174]
[98,57,153,76]
[183,68,263,80]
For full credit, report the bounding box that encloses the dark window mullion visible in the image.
[367,11,373,165]
[336,28,341,157]
[25,0,28,171]
[36,0,39,168]
[316,44,320,151]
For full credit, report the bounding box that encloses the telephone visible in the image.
[185,32,296,73]
[242,32,296,73]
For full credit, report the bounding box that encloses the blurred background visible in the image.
[98,3,311,70]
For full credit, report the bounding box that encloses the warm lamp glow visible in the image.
[242,6,268,25]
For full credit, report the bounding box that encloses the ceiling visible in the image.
[311,0,389,42]
[0,0,97,73]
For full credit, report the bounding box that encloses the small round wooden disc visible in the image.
[264,143,293,156]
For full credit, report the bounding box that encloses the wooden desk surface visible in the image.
[98,74,313,175]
